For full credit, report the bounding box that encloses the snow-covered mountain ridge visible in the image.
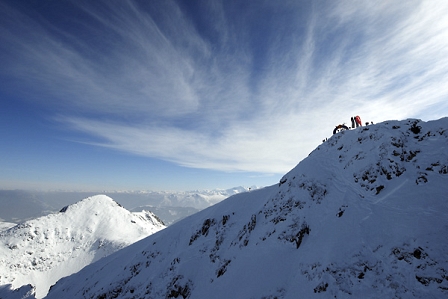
[0,221,15,231]
[45,118,448,298]
[0,195,165,299]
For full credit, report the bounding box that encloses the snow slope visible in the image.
[45,118,448,299]
[0,221,16,231]
[0,195,165,299]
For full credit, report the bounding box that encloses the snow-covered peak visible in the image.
[0,195,165,299]
[58,193,124,213]
[282,118,448,194]
[45,118,448,298]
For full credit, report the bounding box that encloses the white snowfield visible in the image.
[0,195,165,299]
[0,221,16,231]
[42,118,448,299]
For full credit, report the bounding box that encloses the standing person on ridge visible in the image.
[355,115,362,127]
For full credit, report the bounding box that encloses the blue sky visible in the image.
[1,0,448,191]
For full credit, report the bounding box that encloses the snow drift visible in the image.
[0,195,165,298]
[42,118,448,298]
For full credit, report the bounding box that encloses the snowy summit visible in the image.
[44,118,448,298]
[0,195,165,299]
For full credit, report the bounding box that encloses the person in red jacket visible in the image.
[355,115,362,127]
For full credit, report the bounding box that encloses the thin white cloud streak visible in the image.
[2,0,448,174]
[62,115,299,173]
[73,0,204,116]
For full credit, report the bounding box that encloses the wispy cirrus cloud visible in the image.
[2,0,448,174]
[1,0,208,118]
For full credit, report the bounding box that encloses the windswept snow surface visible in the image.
[0,195,165,299]
[46,118,448,299]
[0,221,16,231]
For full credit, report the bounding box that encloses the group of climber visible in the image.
[329,115,374,136]
[322,115,375,142]
[351,116,363,128]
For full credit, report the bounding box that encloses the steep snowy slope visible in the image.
[0,195,165,299]
[45,118,448,299]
